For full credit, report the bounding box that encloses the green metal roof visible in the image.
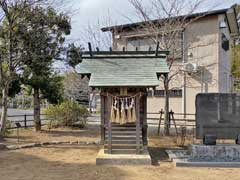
[77,56,169,87]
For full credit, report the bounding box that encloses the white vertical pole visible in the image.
[182,30,187,118]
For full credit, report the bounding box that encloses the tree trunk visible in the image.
[0,86,8,137]
[164,75,170,136]
[34,88,41,131]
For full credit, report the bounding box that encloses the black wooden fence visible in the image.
[7,111,196,129]
[7,114,49,129]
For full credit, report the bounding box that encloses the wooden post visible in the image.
[168,111,171,129]
[100,95,105,144]
[142,94,148,146]
[88,42,93,57]
[158,109,163,135]
[155,41,159,56]
[170,110,178,136]
[107,95,112,154]
[24,114,27,129]
[17,127,20,143]
[136,96,141,154]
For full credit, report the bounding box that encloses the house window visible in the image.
[127,38,155,51]
[154,90,165,97]
[147,90,182,97]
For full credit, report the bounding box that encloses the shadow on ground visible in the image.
[0,145,127,180]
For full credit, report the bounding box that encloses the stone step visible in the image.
[105,127,137,131]
[104,145,142,149]
[105,140,142,144]
[105,135,142,140]
[109,123,137,127]
[105,130,142,136]
[104,149,142,154]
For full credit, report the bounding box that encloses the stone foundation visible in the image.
[96,149,152,165]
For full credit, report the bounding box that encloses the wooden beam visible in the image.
[81,55,168,59]
[82,50,169,55]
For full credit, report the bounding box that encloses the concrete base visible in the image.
[190,144,240,159]
[96,149,152,165]
[175,159,240,168]
[166,145,240,168]
[166,150,189,161]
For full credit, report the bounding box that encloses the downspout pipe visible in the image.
[182,29,187,118]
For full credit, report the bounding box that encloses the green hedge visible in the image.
[44,100,89,128]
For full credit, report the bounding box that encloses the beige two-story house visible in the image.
[102,6,240,115]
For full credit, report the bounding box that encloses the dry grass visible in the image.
[0,126,240,180]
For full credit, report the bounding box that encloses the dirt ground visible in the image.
[0,126,240,180]
[2,125,100,145]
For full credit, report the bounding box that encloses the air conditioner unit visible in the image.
[114,34,121,39]
[183,63,200,73]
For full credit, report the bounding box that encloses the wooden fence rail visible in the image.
[6,114,99,129]
[7,114,49,129]
[7,111,196,130]
[147,111,196,136]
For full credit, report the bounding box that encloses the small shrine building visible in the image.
[78,50,169,155]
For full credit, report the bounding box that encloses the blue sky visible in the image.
[69,0,240,42]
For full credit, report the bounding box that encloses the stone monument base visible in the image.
[190,144,240,159]
[166,144,240,167]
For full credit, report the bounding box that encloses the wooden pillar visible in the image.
[107,95,112,154]
[100,95,105,144]
[142,94,148,146]
[136,96,141,154]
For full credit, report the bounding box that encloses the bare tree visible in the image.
[63,72,90,104]
[79,12,114,50]
[128,0,220,135]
